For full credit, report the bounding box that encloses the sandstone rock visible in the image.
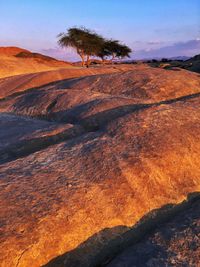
[0,64,200,266]
[106,197,200,267]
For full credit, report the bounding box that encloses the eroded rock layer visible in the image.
[0,64,199,266]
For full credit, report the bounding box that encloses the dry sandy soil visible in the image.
[0,54,199,267]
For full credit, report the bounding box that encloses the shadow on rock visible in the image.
[43,192,200,267]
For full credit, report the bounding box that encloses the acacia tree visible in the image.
[116,43,132,60]
[58,27,132,66]
[58,27,104,67]
[97,39,132,63]
[83,31,104,67]
[97,40,118,64]
[58,27,86,66]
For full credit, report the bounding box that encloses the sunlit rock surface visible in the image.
[0,64,199,266]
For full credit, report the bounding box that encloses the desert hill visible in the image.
[0,64,200,266]
[0,46,30,56]
[0,46,74,78]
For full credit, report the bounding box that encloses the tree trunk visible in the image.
[111,54,115,64]
[77,49,85,67]
[80,53,85,67]
[101,56,105,65]
[86,55,91,68]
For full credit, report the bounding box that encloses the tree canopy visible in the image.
[58,27,132,67]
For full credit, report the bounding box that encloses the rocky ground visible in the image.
[0,64,199,266]
[106,196,200,267]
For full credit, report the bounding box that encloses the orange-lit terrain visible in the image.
[0,47,74,79]
[0,48,200,266]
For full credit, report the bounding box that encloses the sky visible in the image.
[0,0,200,60]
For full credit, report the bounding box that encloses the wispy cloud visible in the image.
[147,41,164,45]
[133,39,200,59]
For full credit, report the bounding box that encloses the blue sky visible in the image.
[0,0,200,60]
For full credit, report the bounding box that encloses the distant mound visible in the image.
[0,46,30,56]
[0,46,74,78]
[15,51,64,62]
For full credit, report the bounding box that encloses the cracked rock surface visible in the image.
[0,64,200,266]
